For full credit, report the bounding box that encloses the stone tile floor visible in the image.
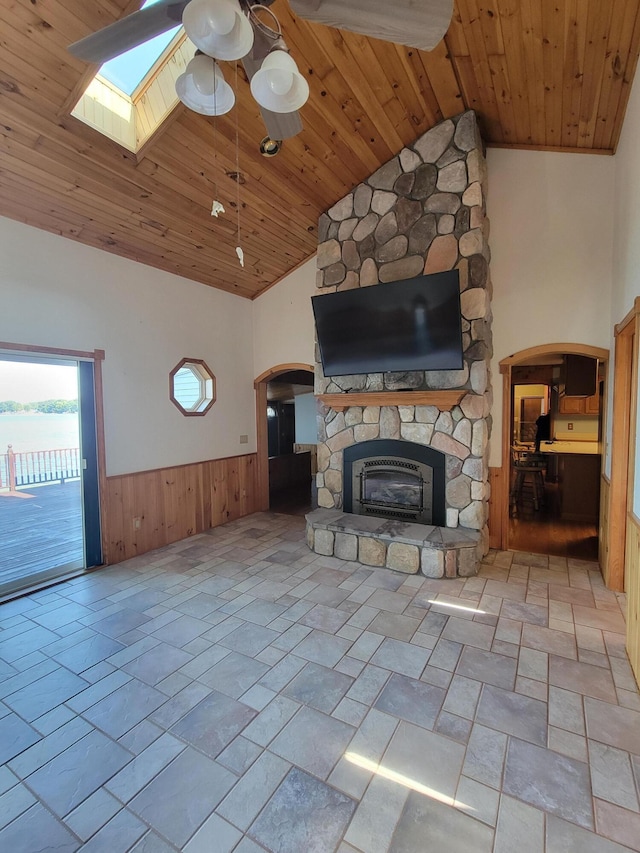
[1,511,639,852]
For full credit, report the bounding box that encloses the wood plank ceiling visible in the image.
[1,0,639,299]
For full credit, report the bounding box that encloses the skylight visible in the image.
[72,29,192,154]
[71,0,193,152]
[99,0,182,96]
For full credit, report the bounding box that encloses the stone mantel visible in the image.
[317,391,466,413]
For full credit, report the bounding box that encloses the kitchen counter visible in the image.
[540,441,599,455]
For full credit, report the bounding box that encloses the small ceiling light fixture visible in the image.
[175,52,235,115]
[182,0,254,61]
[250,44,309,113]
[259,136,282,156]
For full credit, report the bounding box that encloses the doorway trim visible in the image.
[608,298,640,592]
[0,341,108,564]
[254,363,314,510]
[498,343,609,555]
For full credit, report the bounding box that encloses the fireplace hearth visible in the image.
[305,507,481,577]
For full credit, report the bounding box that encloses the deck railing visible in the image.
[0,445,81,490]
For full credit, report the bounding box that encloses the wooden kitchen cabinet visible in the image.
[585,392,600,414]
[559,395,585,414]
[558,393,600,415]
[564,355,598,396]
[512,365,554,384]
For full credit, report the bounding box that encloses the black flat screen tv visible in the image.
[312,270,463,376]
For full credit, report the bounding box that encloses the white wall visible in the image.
[0,217,256,476]
[252,258,317,379]
[252,152,618,470]
[486,149,615,465]
[3,144,623,483]
[613,77,640,323]
[612,73,640,508]
[294,392,318,444]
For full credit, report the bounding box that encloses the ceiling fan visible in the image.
[68,0,453,142]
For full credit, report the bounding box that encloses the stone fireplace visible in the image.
[306,110,492,578]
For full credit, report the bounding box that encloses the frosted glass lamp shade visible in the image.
[182,0,254,60]
[250,50,309,113]
[176,54,235,115]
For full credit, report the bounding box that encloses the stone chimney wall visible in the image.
[313,111,493,552]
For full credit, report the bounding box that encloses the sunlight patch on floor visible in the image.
[345,752,472,810]
[427,599,486,615]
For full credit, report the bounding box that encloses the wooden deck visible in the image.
[0,481,83,592]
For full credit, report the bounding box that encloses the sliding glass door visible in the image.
[0,352,101,598]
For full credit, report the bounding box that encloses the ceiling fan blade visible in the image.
[289,0,453,51]
[242,27,303,140]
[68,0,190,64]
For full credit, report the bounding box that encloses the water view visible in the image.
[0,413,79,454]
[0,361,84,597]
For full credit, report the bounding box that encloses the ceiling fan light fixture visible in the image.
[182,0,254,61]
[176,54,235,115]
[250,49,309,114]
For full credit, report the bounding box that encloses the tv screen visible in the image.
[312,270,463,377]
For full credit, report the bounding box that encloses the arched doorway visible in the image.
[499,343,609,559]
[254,363,315,512]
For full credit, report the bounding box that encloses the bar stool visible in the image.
[510,451,546,516]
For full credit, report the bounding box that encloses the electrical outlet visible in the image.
[133,517,141,530]
[240,435,248,444]
[568,423,574,430]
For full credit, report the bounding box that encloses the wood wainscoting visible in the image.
[626,513,640,688]
[104,453,258,564]
[599,474,611,582]
[488,466,507,550]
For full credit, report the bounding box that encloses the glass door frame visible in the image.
[0,341,107,596]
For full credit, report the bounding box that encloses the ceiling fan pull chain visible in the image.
[210,76,226,218]
[213,79,218,198]
[234,61,244,268]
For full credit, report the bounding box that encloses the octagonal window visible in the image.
[170,358,216,416]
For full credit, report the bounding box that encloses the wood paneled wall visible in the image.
[626,513,640,688]
[3,1,640,298]
[104,453,258,564]
[488,466,507,550]
[599,474,611,583]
